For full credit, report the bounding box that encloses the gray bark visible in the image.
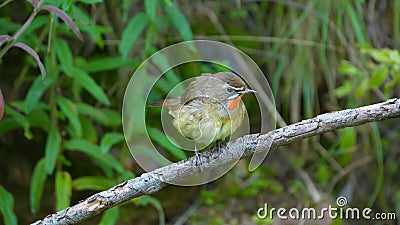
[32,98,400,225]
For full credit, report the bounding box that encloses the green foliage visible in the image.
[100,132,125,153]
[138,196,165,225]
[57,96,82,137]
[336,45,400,100]
[332,45,399,214]
[55,171,72,211]
[99,206,120,225]
[147,127,186,160]
[194,167,284,224]
[1,0,400,224]
[120,13,149,58]
[1,0,192,222]
[119,0,193,57]
[164,1,193,42]
[30,158,47,214]
[24,75,57,114]
[64,139,124,174]
[0,186,18,225]
[73,176,115,191]
[44,128,61,174]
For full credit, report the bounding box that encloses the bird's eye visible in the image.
[226,87,235,93]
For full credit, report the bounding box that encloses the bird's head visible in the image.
[192,72,255,110]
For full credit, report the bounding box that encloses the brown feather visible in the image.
[147,98,181,107]
[202,72,246,88]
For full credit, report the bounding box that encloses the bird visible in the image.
[152,72,255,164]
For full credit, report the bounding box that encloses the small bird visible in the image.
[153,72,255,163]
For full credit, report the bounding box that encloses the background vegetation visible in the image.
[0,0,399,224]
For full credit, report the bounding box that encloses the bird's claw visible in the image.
[215,141,225,155]
[194,150,201,165]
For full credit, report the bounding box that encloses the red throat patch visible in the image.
[227,94,243,110]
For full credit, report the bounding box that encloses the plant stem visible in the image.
[0,3,40,58]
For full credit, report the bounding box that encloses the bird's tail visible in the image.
[147,98,181,107]
[148,98,181,118]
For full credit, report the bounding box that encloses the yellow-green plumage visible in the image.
[161,72,250,145]
[171,97,245,144]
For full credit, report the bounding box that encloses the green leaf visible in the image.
[345,2,366,44]
[145,0,158,21]
[148,127,186,160]
[24,68,57,114]
[360,45,392,63]
[30,158,47,214]
[132,144,169,166]
[355,79,369,98]
[138,196,165,225]
[389,50,400,64]
[120,170,136,181]
[77,0,103,3]
[368,124,384,206]
[57,96,82,137]
[0,89,4,121]
[4,105,33,139]
[76,103,121,127]
[358,43,374,53]
[152,53,182,89]
[83,24,112,49]
[55,171,72,211]
[164,2,193,42]
[338,61,363,77]
[61,0,74,11]
[71,5,91,24]
[0,185,18,225]
[75,56,136,73]
[64,139,124,173]
[59,154,72,167]
[55,39,74,72]
[27,107,51,132]
[44,128,61,175]
[24,16,48,36]
[385,73,400,93]
[79,116,98,143]
[369,49,391,63]
[99,206,119,225]
[334,81,353,98]
[340,127,356,148]
[100,132,124,153]
[0,118,20,136]
[64,67,110,105]
[120,13,149,58]
[73,176,115,191]
[369,66,388,88]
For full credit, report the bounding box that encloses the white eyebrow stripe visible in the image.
[223,84,244,91]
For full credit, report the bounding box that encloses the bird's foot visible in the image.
[193,150,204,171]
[194,150,202,166]
[215,141,225,155]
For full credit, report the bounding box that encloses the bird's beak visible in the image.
[237,88,256,95]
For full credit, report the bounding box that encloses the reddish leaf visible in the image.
[41,5,83,41]
[0,89,4,121]
[0,35,11,46]
[13,42,46,82]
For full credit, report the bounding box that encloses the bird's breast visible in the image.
[169,98,245,143]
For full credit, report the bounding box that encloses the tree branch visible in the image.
[32,98,400,225]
